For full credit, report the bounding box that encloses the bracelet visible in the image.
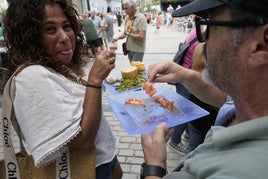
[84,83,102,89]
[140,163,167,179]
[79,79,102,89]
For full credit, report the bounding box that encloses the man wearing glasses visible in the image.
[140,0,268,178]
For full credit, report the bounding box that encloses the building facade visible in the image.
[73,0,122,14]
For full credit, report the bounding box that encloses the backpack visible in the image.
[172,37,198,65]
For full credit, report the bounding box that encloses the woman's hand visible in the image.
[70,50,116,149]
[87,50,115,86]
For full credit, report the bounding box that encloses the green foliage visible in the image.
[121,0,124,8]
[146,3,152,12]
[145,1,160,12]
[2,9,6,17]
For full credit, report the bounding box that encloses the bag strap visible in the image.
[125,17,135,43]
[186,37,198,47]
[181,37,198,66]
[2,66,71,179]
[9,66,27,153]
[2,67,23,178]
[172,37,198,65]
[179,37,198,65]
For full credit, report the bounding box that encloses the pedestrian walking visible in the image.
[112,0,147,62]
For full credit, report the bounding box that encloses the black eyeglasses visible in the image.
[195,17,265,42]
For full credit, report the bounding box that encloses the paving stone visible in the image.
[126,157,144,164]
[130,164,141,174]
[117,142,130,149]
[134,150,144,157]
[119,149,135,157]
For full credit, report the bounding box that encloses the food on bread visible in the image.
[153,95,174,112]
[131,61,146,72]
[125,97,146,107]
[142,81,157,97]
[105,76,117,84]
[121,66,138,79]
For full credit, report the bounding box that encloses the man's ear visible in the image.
[248,25,268,68]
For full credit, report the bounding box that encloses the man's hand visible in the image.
[112,38,117,43]
[141,123,173,168]
[147,61,189,85]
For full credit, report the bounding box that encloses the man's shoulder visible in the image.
[139,12,146,18]
[83,19,94,25]
[91,16,101,21]
[134,12,145,19]
[107,16,113,22]
[135,12,147,25]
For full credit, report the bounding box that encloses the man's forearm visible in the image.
[116,33,127,40]
[182,70,226,107]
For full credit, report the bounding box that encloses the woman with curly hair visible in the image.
[3,0,122,178]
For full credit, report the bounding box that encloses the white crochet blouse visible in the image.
[13,65,117,167]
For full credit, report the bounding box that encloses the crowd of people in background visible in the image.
[0,1,197,64]
[78,2,193,59]
[76,2,194,61]
[143,7,194,34]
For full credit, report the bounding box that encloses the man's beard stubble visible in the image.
[201,43,227,93]
[201,44,217,87]
[201,42,240,96]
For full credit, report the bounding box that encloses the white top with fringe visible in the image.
[13,65,117,167]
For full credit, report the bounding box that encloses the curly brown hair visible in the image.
[4,0,87,80]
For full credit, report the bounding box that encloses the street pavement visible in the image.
[0,23,188,178]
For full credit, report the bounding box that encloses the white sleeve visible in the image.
[13,65,84,167]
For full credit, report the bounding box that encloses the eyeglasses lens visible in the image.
[200,24,207,42]
[196,18,208,42]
